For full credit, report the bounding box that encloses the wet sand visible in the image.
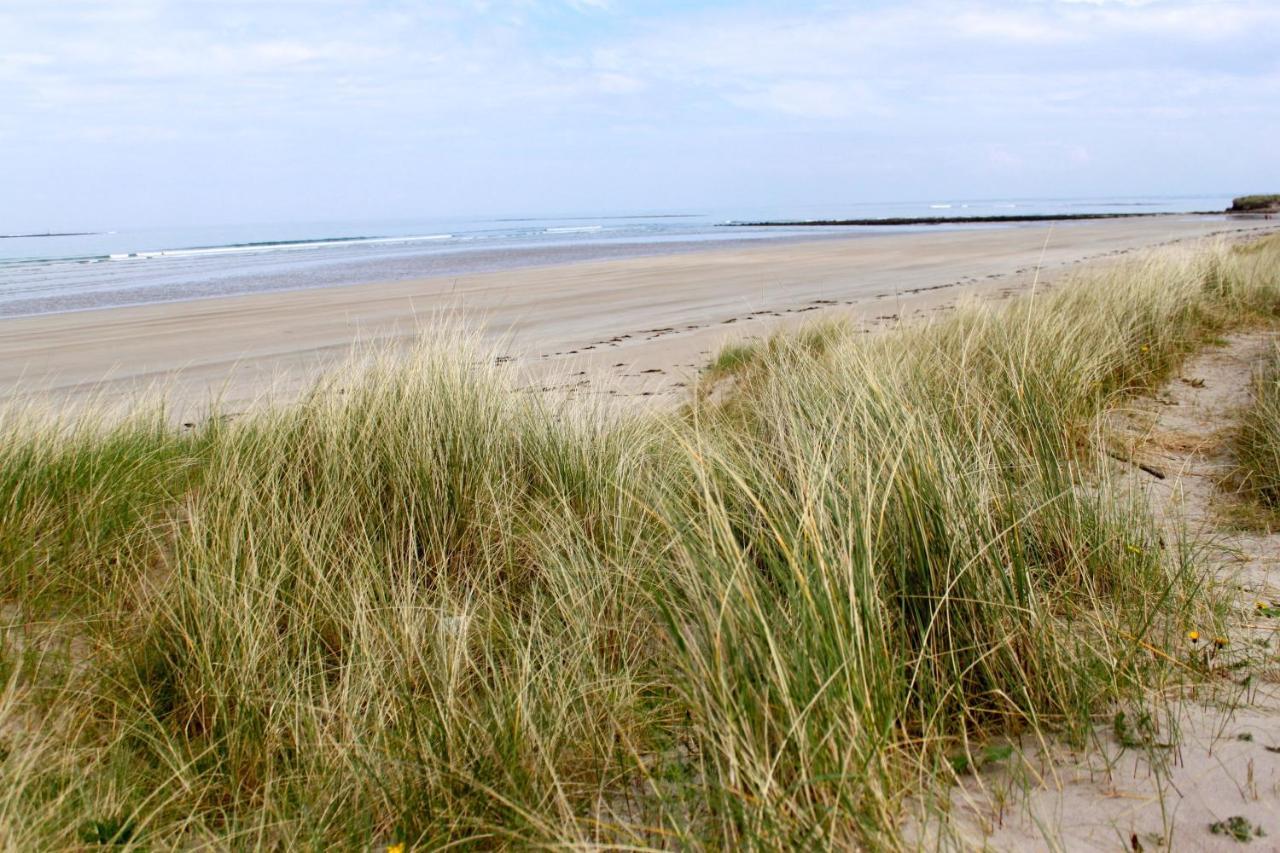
[1,216,1275,421]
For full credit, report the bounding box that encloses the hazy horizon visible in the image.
[3,0,1277,233]
[0,191,1241,237]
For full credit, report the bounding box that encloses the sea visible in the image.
[0,195,1232,318]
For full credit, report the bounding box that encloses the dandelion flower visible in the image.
[1214,637,1228,648]
[1186,630,1200,643]
[388,844,405,853]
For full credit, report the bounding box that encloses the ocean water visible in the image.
[0,195,1230,318]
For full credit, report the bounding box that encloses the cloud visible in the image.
[728,80,878,120]
[570,0,1280,129]
[593,72,644,94]
[6,0,1276,124]
[0,0,1275,228]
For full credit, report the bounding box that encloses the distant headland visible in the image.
[1229,195,1280,214]
[723,211,1215,228]
[726,199,1280,228]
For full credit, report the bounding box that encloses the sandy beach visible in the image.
[2,216,1276,420]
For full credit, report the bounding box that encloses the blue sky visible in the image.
[2,0,1277,230]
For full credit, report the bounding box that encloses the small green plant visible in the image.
[1209,815,1266,842]
[949,743,1015,775]
[1113,709,1171,750]
[704,339,760,377]
[79,815,137,845]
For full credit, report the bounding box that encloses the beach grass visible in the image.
[0,237,1278,847]
[1228,339,1280,518]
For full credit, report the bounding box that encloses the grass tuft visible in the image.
[1228,342,1280,517]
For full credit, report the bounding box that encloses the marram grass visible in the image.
[1227,338,1280,518]
[0,237,1278,848]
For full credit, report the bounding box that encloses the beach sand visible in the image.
[1,217,1276,421]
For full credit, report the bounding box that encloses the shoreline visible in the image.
[0,215,1241,323]
[0,231,99,239]
[1,217,1276,422]
[726,210,1223,227]
[3,211,1235,320]
[0,230,873,320]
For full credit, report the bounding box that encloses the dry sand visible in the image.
[1,217,1276,421]
[931,331,1280,851]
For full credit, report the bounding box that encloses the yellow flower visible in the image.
[388,844,406,853]
[1186,630,1200,643]
[1214,636,1228,648]
[1126,544,1143,555]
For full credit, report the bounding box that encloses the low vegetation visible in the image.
[0,237,1278,847]
[1230,194,1280,213]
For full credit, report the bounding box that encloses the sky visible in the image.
[1,0,1277,231]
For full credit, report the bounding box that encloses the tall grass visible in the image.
[0,238,1277,847]
[0,404,212,613]
[1228,341,1280,514]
